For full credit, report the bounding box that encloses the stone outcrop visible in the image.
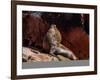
[22,47,71,62]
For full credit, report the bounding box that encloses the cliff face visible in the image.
[22,14,49,48]
[59,27,89,59]
[22,12,89,60]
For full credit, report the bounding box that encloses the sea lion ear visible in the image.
[51,24,56,28]
[54,25,56,28]
[53,24,56,27]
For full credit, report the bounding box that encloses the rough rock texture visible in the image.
[22,14,49,48]
[59,27,89,59]
[22,47,71,62]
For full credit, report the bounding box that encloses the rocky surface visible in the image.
[22,47,71,62]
